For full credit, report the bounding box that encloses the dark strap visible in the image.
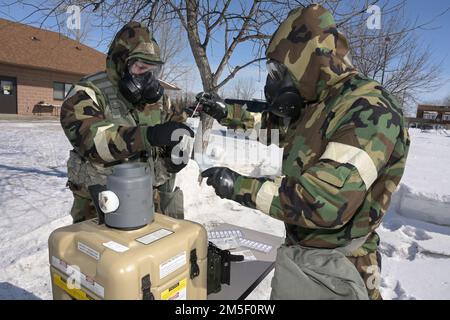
[224,98,269,113]
[141,274,154,300]
[87,184,107,225]
[190,249,200,279]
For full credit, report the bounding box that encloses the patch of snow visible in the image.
[0,122,449,300]
[397,184,450,226]
[401,129,450,199]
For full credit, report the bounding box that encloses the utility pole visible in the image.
[381,36,391,85]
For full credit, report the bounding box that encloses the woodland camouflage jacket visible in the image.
[232,4,410,254]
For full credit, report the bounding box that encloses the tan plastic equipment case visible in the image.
[48,213,207,300]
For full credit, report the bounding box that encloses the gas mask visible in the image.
[264,60,305,119]
[118,60,164,105]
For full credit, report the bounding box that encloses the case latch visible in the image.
[190,249,200,279]
[141,274,154,300]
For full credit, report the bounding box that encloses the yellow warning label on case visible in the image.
[161,279,187,300]
[52,273,93,300]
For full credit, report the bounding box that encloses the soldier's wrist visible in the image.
[224,104,236,122]
[140,125,153,151]
[233,176,265,203]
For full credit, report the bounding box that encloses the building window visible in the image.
[1,80,13,95]
[443,113,450,121]
[423,111,438,120]
[53,82,72,100]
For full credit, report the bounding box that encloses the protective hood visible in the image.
[106,21,163,85]
[266,4,356,102]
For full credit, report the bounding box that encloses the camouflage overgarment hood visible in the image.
[266,4,357,102]
[106,21,163,85]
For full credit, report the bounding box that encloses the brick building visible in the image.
[406,104,450,129]
[0,18,105,115]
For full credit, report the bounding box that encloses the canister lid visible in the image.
[112,163,148,177]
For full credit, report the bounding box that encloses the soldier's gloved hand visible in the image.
[195,92,228,122]
[161,131,194,174]
[201,167,241,200]
[161,147,189,173]
[146,122,194,148]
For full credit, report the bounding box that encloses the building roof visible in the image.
[418,104,450,112]
[159,79,181,91]
[0,18,106,76]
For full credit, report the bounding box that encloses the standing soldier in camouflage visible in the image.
[202,4,410,300]
[61,22,195,223]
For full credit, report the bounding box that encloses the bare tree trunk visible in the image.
[179,0,216,159]
[184,0,215,91]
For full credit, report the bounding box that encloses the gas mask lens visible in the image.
[128,59,162,79]
[266,60,287,81]
[119,58,164,105]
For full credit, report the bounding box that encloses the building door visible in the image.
[0,76,17,114]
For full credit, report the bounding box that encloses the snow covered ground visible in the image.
[0,121,449,300]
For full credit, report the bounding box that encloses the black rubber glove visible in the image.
[152,123,194,174]
[196,92,228,122]
[161,145,190,173]
[146,122,194,148]
[201,167,241,200]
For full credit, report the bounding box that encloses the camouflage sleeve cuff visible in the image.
[220,104,255,130]
[232,176,266,209]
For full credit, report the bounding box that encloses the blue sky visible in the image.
[403,0,450,102]
[1,0,450,103]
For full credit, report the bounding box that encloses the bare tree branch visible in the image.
[231,77,257,99]
[215,57,265,90]
[6,0,448,111]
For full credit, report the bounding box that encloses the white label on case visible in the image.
[159,251,186,279]
[51,256,105,298]
[77,242,100,260]
[136,229,173,245]
[103,241,129,253]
